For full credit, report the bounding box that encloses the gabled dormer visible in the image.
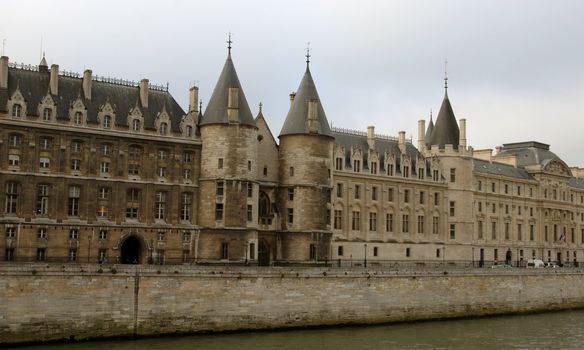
[155,104,171,136]
[385,151,396,176]
[69,96,87,126]
[128,103,144,132]
[351,145,362,173]
[37,91,56,122]
[334,144,345,171]
[8,87,27,118]
[98,101,115,129]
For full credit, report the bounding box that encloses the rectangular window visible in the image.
[337,246,344,256]
[68,186,80,216]
[334,210,342,229]
[369,212,377,232]
[247,160,252,171]
[6,227,16,238]
[246,183,253,198]
[40,137,52,150]
[386,213,393,232]
[183,169,192,180]
[155,191,166,220]
[336,183,343,197]
[417,215,424,234]
[449,201,455,216]
[288,187,294,201]
[221,242,229,260]
[388,188,394,202]
[434,193,439,206]
[450,224,456,239]
[354,185,360,199]
[39,157,50,170]
[183,152,193,163]
[478,221,483,239]
[69,229,79,240]
[101,144,112,155]
[388,164,394,176]
[216,181,224,196]
[402,214,409,233]
[494,249,499,261]
[353,160,360,172]
[478,201,482,212]
[215,203,224,221]
[247,205,253,221]
[8,154,19,167]
[419,191,425,205]
[69,249,77,262]
[335,157,343,171]
[126,188,140,219]
[181,192,192,221]
[289,167,294,176]
[71,159,81,171]
[287,208,294,224]
[9,134,22,147]
[373,247,378,257]
[182,231,191,242]
[218,158,224,169]
[403,166,409,178]
[492,221,497,239]
[418,168,424,180]
[504,184,509,194]
[5,248,15,261]
[518,224,523,240]
[432,169,439,181]
[530,225,535,241]
[372,186,378,201]
[432,216,439,235]
[406,247,411,257]
[505,222,510,240]
[352,211,360,230]
[404,189,410,203]
[436,248,441,258]
[478,180,482,191]
[157,231,165,242]
[309,244,316,260]
[545,225,548,241]
[157,167,167,178]
[36,184,49,215]
[371,162,377,174]
[99,230,108,240]
[128,163,140,176]
[37,228,47,239]
[100,162,110,174]
[36,248,46,262]
[450,168,456,182]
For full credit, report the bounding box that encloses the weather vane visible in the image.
[444,58,448,90]
[227,32,233,53]
[305,42,311,65]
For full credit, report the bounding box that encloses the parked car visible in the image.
[545,262,560,268]
[527,259,545,268]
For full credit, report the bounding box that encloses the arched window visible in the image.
[159,122,168,135]
[103,115,111,128]
[12,104,22,118]
[259,192,271,217]
[43,108,52,121]
[132,119,141,132]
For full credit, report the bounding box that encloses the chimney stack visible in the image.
[139,79,149,108]
[459,118,467,149]
[417,119,426,151]
[367,126,375,150]
[289,92,296,107]
[0,56,8,89]
[50,64,59,95]
[82,69,92,100]
[398,131,406,154]
[189,86,199,113]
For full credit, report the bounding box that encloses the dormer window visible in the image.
[387,164,394,176]
[74,112,83,125]
[132,119,141,132]
[403,166,409,178]
[103,115,111,129]
[43,108,52,121]
[12,104,22,118]
[353,160,361,172]
[159,122,168,135]
[186,125,193,137]
[335,157,343,171]
[370,162,377,174]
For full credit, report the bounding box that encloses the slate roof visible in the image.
[200,52,255,127]
[473,158,533,180]
[333,130,426,176]
[279,65,333,138]
[496,142,565,168]
[568,177,584,189]
[425,116,434,146]
[429,91,459,149]
[1,66,186,132]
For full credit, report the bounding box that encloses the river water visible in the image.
[8,310,584,350]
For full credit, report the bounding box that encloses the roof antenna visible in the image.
[227,31,233,54]
[444,58,448,92]
[305,42,311,66]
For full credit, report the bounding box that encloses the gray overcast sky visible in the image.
[3,0,584,166]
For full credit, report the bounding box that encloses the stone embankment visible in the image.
[2,264,584,345]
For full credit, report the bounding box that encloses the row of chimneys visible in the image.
[0,56,202,113]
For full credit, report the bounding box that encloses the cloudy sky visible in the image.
[3,0,584,165]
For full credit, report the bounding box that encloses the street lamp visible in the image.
[364,243,367,268]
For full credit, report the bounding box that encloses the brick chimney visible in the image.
[139,79,149,108]
[50,64,59,95]
[83,69,92,100]
[0,56,8,89]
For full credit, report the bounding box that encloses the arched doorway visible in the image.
[505,249,512,265]
[258,239,270,266]
[121,236,142,264]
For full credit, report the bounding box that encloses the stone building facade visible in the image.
[1,49,583,266]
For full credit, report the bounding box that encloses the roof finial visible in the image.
[199,99,203,112]
[430,109,433,121]
[305,42,311,66]
[444,57,448,92]
[227,32,233,54]
[259,101,263,112]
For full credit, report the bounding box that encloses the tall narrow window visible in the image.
[43,108,52,121]
[5,182,19,214]
[180,192,192,221]
[103,115,111,128]
[221,242,229,260]
[386,213,394,232]
[74,112,83,125]
[352,211,360,230]
[449,201,455,216]
[334,210,342,229]
[417,215,425,234]
[126,188,140,219]
[247,205,253,221]
[216,181,224,196]
[354,185,361,199]
[159,122,168,135]
[9,134,22,148]
[186,125,193,137]
[450,168,456,182]
[132,119,141,131]
[248,183,253,198]
[12,104,22,118]
[215,203,224,221]
[369,212,377,231]
[402,214,410,233]
[287,208,294,224]
[288,187,294,201]
[155,191,166,220]
[68,186,80,216]
[36,184,49,215]
[218,158,224,169]
[289,167,295,177]
[432,216,439,235]
[450,224,456,239]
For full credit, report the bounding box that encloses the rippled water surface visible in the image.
[9,310,584,350]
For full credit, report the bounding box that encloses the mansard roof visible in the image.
[279,65,333,138]
[496,142,566,169]
[473,158,533,180]
[429,92,459,149]
[1,66,185,131]
[333,128,425,176]
[201,52,255,127]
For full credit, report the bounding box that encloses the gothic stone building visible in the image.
[1,50,584,266]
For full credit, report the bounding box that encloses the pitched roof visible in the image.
[429,92,459,149]
[425,115,434,146]
[200,52,255,127]
[3,66,185,131]
[496,142,565,168]
[279,65,333,138]
[473,158,533,180]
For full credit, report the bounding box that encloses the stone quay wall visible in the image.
[2,264,584,345]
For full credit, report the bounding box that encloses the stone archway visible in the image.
[121,235,142,264]
[258,239,270,266]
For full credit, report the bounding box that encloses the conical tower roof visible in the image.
[279,64,332,138]
[201,51,255,127]
[425,112,434,146]
[429,90,459,149]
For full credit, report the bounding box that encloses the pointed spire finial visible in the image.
[430,109,433,121]
[227,32,233,54]
[199,99,203,112]
[305,42,311,66]
[259,101,263,112]
[444,58,448,92]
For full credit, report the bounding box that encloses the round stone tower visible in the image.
[278,59,334,262]
[197,47,258,262]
